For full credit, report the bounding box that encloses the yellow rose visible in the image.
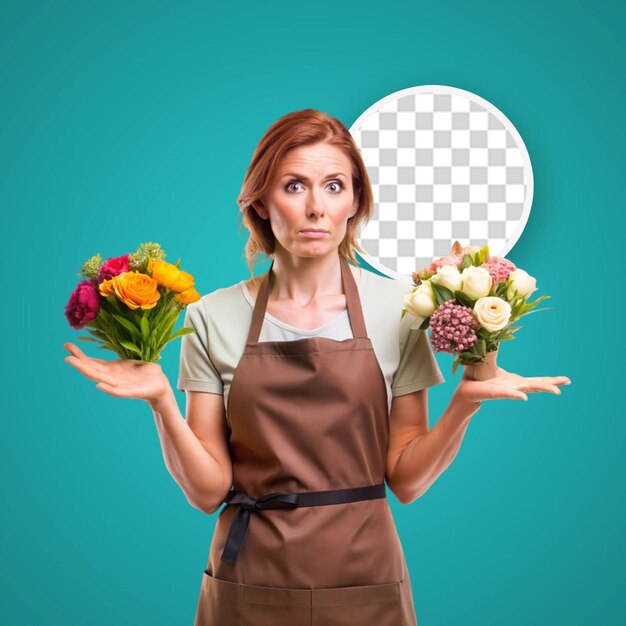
[149,259,195,293]
[175,286,201,305]
[99,271,161,310]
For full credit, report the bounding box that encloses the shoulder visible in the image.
[361,267,413,305]
[185,280,248,324]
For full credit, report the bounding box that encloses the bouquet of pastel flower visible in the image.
[64,242,201,363]
[402,241,551,378]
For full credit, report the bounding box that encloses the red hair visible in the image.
[237,109,374,276]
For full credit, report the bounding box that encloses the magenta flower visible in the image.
[64,280,101,329]
[97,253,131,283]
[481,256,517,285]
[429,300,481,355]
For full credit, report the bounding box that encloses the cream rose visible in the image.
[473,296,512,332]
[460,266,493,300]
[507,269,537,300]
[431,264,463,293]
[403,280,437,318]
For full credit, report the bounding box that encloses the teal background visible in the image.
[1,1,623,624]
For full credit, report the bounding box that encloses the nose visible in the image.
[306,186,326,217]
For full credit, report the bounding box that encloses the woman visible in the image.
[64,109,571,625]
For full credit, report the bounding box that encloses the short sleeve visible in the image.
[391,312,445,396]
[176,299,224,395]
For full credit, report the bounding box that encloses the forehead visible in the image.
[277,143,352,174]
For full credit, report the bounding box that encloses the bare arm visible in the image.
[149,387,233,514]
[63,342,232,513]
[385,364,570,504]
[385,388,481,504]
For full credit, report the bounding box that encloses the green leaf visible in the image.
[164,327,196,345]
[454,289,475,308]
[452,359,460,376]
[119,340,142,355]
[478,245,490,265]
[140,313,150,342]
[460,254,474,271]
[431,282,454,306]
[77,336,103,343]
[105,294,124,314]
[112,313,142,340]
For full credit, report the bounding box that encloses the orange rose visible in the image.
[98,277,117,297]
[174,286,201,305]
[99,271,161,310]
[149,259,195,293]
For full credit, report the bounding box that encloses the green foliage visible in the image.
[430,282,455,306]
[82,288,193,362]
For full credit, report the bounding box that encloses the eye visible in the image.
[284,180,344,193]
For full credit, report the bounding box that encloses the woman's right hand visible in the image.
[63,342,171,404]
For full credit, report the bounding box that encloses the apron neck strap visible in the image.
[246,256,367,344]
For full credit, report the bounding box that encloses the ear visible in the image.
[251,201,269,220]
[348,194,359,220]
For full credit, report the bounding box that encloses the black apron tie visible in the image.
[220,483,387,566]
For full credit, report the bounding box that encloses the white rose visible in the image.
[431,264,463,293]
[403,280,436,318]
[507,269,537,300]
[473,296,512,332]
[460,266,493,300]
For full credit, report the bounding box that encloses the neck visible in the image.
[268,251,347,306]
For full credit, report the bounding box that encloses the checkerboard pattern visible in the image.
[350,89,531,279]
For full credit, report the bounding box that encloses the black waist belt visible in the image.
[219,483,387,567]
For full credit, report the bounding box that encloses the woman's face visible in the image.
[256,142,359,261]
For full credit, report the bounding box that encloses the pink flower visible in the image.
[97,253,131,283]
[429,300,481,355]
[480,256,517,285]
[64,280,101,329]
[414,253,464,283]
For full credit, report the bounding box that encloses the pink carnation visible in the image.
[429,300,481,355]
[64,280,101,329]
[97,253,131,283]
[480,256,516,284]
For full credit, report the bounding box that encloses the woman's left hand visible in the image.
[455,367,572,404]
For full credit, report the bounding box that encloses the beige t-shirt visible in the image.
[177,266,445,416]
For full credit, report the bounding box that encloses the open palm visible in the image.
[63,342,170,403]
[458,366,571,403]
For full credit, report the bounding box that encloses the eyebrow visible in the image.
[280,172,348,182]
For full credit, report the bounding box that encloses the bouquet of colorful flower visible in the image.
[64,242,201,363]
[402,242,551,377]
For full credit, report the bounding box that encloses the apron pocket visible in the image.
[241,583,312,626]
[194,569,242,626]
[311,579,404,626]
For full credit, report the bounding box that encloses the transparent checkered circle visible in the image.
[350,85,533,280]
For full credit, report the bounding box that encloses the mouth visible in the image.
[300,229,329,233]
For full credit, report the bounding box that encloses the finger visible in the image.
[64,342,109,366]
[95,382,128,397]
[524,375,571,386]
[65,355,118,387]
[519,382,561,395]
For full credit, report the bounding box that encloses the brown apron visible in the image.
[194,256,418,625]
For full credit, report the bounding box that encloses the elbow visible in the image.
[387,479,426,506]
[387,481,428,504]
[189,497,222,515]
[187,488,229,515]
